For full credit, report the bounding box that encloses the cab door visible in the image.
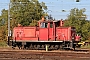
[48,22,54,41]
[39,22,49,41]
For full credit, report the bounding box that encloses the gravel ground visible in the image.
[0,47,90,60]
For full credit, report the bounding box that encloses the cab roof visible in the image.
[38,20,60,23]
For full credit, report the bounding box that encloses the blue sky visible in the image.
[39,0,90,20]
[0,0,9,14]
[0,0,90,20]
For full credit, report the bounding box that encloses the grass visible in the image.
[0,41,8,48]
[81,44,90,49]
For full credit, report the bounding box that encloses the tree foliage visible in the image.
[0,9,8,41]
[10,0,47,26]
[29,20,38,26]
[64,8,90,41]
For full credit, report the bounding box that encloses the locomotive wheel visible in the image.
[55,45,59,49]
[12,46,15,49]
[38,45,41,50]
[25,46,29,50]
[50,45,54,49]
[59,45,64,50]
[72,44,75,50]
[18,45,21,49]
[29,44,33,50]
[21,45,25,49]
[41,45,45,49]
[34,45,37,50]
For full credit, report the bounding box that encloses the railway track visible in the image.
[0,48,90,60]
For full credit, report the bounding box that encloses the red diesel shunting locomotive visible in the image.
[9,17,81,50]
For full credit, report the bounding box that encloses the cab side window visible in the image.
[50,23,53,28]
[45,23,48,28]
[40,22,48,28]
[40,22,45,28]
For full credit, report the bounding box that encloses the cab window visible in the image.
[40,22,48,28]
[50,23,53,28]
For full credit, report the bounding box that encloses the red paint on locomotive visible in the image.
[13,19,80,42]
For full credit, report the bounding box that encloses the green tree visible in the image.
[10,0,47,26]
[0,9,8,41]
[64,8,89,41]
[30,20,38,26]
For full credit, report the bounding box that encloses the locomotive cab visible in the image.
[38,19,65,41]
[38,20,54,28]
[38,19,64,28]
